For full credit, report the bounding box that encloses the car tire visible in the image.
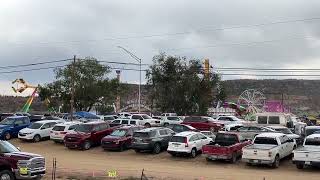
[206,157,211,161]
[4,132,11,140]
[190,148,197,158]
[272,155,280,168]
[0,170,14,180]
[119,144,125,152]
[134,149,141,153]
[164,123,169,127]
[153,143,161,154]
[33,135,41,142]
[144,123,151,128]
[296,164,304,169]
[83,140,91,150]
[231,153,237,163]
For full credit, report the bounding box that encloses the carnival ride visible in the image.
[237,89,266,114]
[12,79,38,113]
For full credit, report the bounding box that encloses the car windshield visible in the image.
[29,123,43,129]
[215,134,238,146]
[275,128,292,134]
[74,124,93,133]
[142,115,151,119]
[306,128,320,136]
[0,141,20,153]
[110,129,127,137]
[0,118,15,125]
[52,125,66,131]
[254,137,278,145]
[305,138,320,146]
[170,136,185,143]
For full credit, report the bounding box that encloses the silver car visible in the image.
[232,126,275,140]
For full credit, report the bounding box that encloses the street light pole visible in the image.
[117,46,141,113]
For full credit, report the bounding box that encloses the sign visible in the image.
[107,170,118,178]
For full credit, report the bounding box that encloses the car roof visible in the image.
[306,134,320,139]
[84,121,105,125]
[136,127,166,132]
[256,132,285,138]
[267,125,287,129]
[7,116,28,118]
[34,120,61,123]
[56,122,80,126]
[175,131,198,137]
[306,126,320,129]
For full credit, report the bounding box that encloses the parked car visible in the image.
[0,116,31,140]
[130,114,162,127]
[167,124,199,133]
[0,113,14,121]
[64,121,118,150]
[110,119,139,127]
[18,120,62,142]
[101,125,144,151]
[161,113,177,117]
[200,131,216,141]
[167,131,212,158]
[50,122,81,143]
[216,116,245,125]
[231,126,275,140]
[202,132,251,163]
[100,115,116,122]
[242,133,295,168]
[182,116,223,132]
[292,134,320,169]
[14,112,31,117]
[0,140,46,179]
[305,126,320,136]
[162,116,183,126]
[118,112,132,119]
[29,115,45,122]
[267,125,301,145]
[131,127,175,154]
[223,123,244,131]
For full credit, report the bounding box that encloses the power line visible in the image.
[0,59,72,69]
[218,73,320,77]
[7,17,320,46]
[215,67,320,71]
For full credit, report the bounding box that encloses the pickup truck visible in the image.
[64,121,118,150]
[292,134,320,169]
[0,140,45,179]
[181,116,223,132]
[202,132,251,163]
[242,132,295,168]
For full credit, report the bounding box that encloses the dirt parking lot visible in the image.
[10,139,319,180]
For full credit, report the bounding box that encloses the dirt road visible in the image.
[10,139,319,180]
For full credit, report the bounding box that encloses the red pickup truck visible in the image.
[181,116,223,132]
[64,121,118,150]
[202,132,251,163]
[0,140,45,179]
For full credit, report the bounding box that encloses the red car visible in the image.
[181,116,223,132]
[64,121,118,150]
[202,132,251,163]
[101,125,144,151]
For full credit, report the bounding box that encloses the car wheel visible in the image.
[83,140,91,150]
[0,170,14,180]
[4,132,11,140]
[164,123,169,127]
[119,144,125,152]
[134,149,141,153]
[272,155,280,168]
[33,135,41,142]
[153,143,161,154]
[231,153,237,163]
[296,164,304,169]
[190,148,197,158]
[206,157,211,161]
[170,153,176,157]
[144,123,151,128]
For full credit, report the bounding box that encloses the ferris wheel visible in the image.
[237,89,266,114]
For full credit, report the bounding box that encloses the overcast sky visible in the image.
[1,0,320,95]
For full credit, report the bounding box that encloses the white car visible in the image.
[167,131,212,158]
[130,114,161,127]
[293,134,320,169]
[162,116,183,126]
[242,133,295,168]
[18,120,63,142]
[216,115,245,124]
[111,119,138,126]
[50,122,81,143]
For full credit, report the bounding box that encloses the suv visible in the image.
[132,127,175,154]
[50,122,81,143]
[131,114,161,127]
[162,116,183,126]
[18,120,62,142]
[64,121,117,150]
[167,131,212,158]
[182,116,223,132]
[101,125,144,151]
[110,119,138,127]
[0,140,45,179]
[0,116,31,140]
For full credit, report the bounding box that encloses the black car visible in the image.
[167,124,199,133]
[131,127,175,154]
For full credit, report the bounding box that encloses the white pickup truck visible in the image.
[292,134,320,169]
[242,133,295,168]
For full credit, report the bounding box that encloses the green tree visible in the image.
[146,54,221,115]
[39,57,122,112]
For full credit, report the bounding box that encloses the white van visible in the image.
[255,113,294,128]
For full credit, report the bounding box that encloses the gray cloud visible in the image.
[1,0,320,88]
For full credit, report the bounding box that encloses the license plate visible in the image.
[19,168,28,175]
[305,161,311,165]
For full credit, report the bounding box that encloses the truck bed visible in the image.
[244,144,277,150]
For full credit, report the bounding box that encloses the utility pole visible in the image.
[70,55,76,121]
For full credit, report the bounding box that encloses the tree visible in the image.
[39,57,122,112]
[146,54,222,115]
